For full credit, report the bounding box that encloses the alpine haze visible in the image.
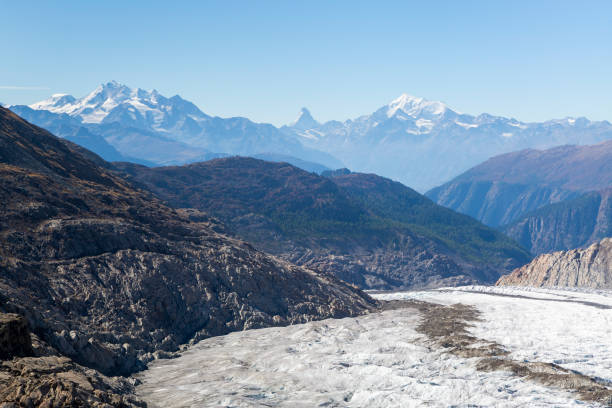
[17,83,612,192]
[283,94,612,191]
[14,81,343,169]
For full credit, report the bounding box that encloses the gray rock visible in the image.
[497,238,612,289]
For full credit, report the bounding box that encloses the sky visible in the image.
[1,0,611,126]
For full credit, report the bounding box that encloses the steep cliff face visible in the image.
[427,181,578,227]
[426,142,612,227]
[0,107,377,381]
[114,159,531,290]
[496,238,612,289]
[504,189,612,254]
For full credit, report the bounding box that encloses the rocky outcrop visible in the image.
[0,312,145,407]
[0,356,146,407]
[0,314,34,360]
[427,141,612,227]
[0,105,377,391]
[496,238,612,288]
[114,158,531,290]
[504,189,612,255]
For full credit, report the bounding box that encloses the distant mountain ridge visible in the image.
[283,94,612,191]
[17,82,612,192]
[426,140,612,227]
[114,157,531,289]
[13,81,343,169]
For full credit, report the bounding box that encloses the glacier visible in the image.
[135,286,612,407]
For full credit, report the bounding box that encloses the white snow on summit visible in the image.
[455,120,479,129]
[28,80,205,126]
[29,93,77,111]
[386,93,449,118]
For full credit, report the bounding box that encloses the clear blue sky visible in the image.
[2,1,611,125]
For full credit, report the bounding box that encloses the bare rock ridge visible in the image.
[496,238,612,289]
[0,105,377,404]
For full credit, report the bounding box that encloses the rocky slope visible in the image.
[114,158,531,289]
[427,141,612,227]
[0,105,376,398]
[504,189,612,254]
[496,238,612,289]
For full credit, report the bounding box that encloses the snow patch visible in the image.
[296,129,323,140]
[508,121,528,129]
[455,121,479,129]
[386,93,449,119]
[415,118,433,129]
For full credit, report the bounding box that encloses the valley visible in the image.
[3,4,612,407]
[2,90,612,407]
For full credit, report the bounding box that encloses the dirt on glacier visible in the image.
[383,299,612,406]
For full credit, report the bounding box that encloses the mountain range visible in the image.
[14,82,612,192]
[282,94,612,191]
[12,81,342,169]
[114,158,531,289]
[4,81,612,405]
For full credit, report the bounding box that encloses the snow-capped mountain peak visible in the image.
[290,107,320,130]
[386,93,450,119]
[30,81,132,123]
[81,81,131,106]
[28,81,208,126]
